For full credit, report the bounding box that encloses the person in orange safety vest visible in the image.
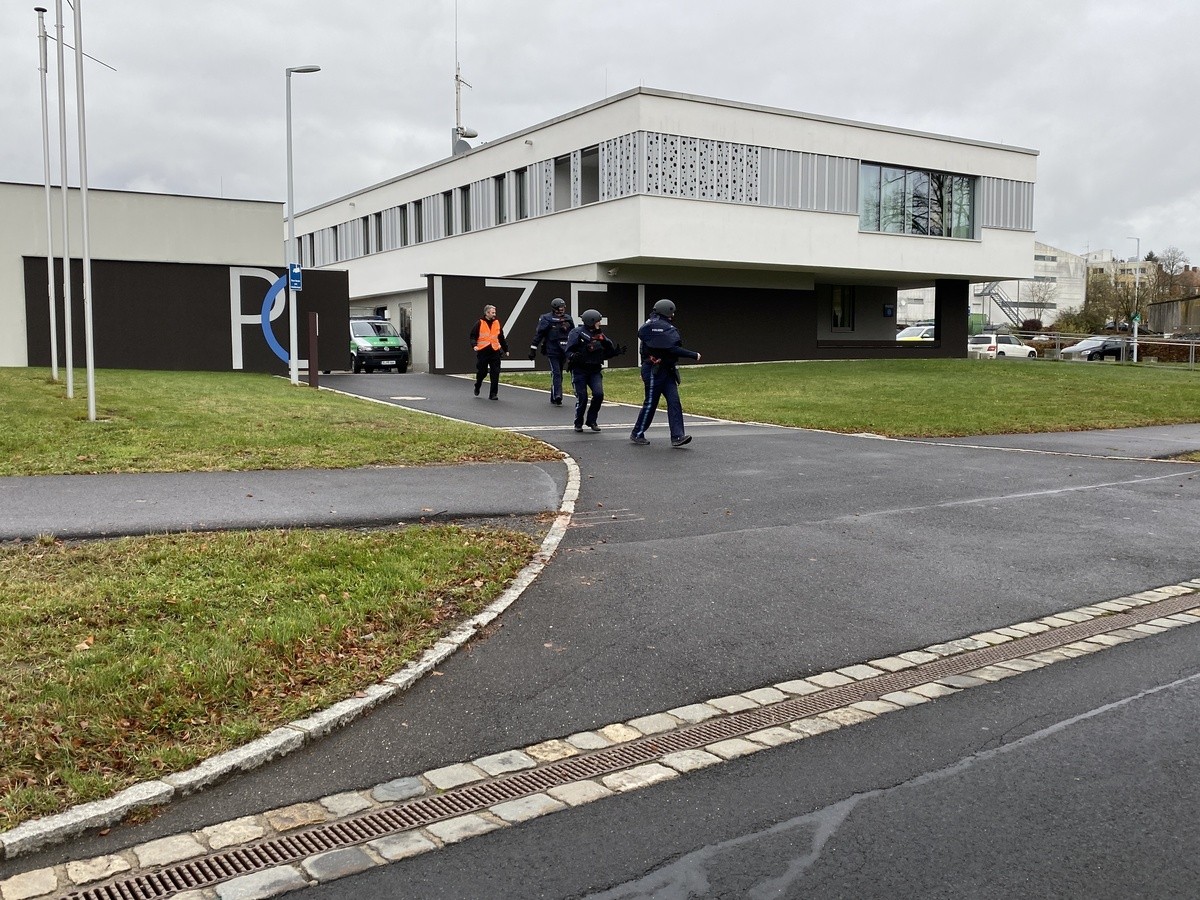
[470,304,510,400]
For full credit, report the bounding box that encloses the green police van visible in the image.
[350,316,410,374]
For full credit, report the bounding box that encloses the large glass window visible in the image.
[495,173,508,225]
[860,162,975,238]
[515,168,529,220]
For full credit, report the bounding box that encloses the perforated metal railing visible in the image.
[64,592,1199,900]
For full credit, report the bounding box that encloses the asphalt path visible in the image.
[4,369,1200,897]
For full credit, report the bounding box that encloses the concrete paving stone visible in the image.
[65,854,132,885]
[565,730,613,750]
[836,664,885,680]
[1147,617,1187,629]
[705,738,766,760]
[865,656,914,673]
[908,682,960,699]
[424,762,488,790]
[371,777,426,803]
[173,891,218,900]
[1010,622,1051,634]
[0,867,58,900]
[474,750,537,776]
[993,658,1044,673]
[667,702,723,723]
[774,678,825,694]
[1055,610,1094,623]
[852,699,905,715]
[742,687,789,705]
[966,665,1020,681]
[214,866,308,900]
[969,631,1013,645]
[897,650,940,664]
[1095,600,1135,611]
[366,831,438,861]
[546,780,615,806]
[133,834,207,868]
[319,790,374,818]
[878,690,929,707]
[599,723,644,743]
[626,712,684,735]
[1132,590,1171,601]
[1025,650,1073,665]
[1085,633,1130,646]
[302,847,377,883]
[1062,640,1104,652]
[707,694,761,713]
[937,674,988,689]
[1157,585,1192,596]
[1167,613,1200,624]
[746,726,804,746]
[1038,615,1076,627]
[1053,646,1090,658]
[263,802,328,834]
[789,716,841,737]
[425,813,501,844]
[525,739,581,762]
[202,816,267,851]
[926,637,990,656]
[1118,596,1151,606]
[601,763,679,792]
[805,671,854,688]
[995,626,1031,638]
[819,707,876,726]
[489,792,566,824]
[1106,628,1150,641]
[660,749,723,773]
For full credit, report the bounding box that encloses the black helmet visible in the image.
[550,298,566,311]
[581,309,603,327]
[653,299,676,317]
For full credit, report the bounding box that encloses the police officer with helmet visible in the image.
[564,309,626,432]
[630,298,700,447]
[528,297,574,406]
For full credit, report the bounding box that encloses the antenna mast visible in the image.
[452,0,477,154]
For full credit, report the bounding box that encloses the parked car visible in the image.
[1059,336,1129,361]
[350,316,410,373]
[967,333,1037,359]
[896,325,936,342]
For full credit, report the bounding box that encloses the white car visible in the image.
[967,332,1036,359]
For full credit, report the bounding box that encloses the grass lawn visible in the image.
[0,368,557,476]
[0,368,555,832]
[0,526,538,830]
[505,358,1200,437]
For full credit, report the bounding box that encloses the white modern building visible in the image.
[292,87,1038,373]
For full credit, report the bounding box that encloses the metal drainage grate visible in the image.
[66,592,1198,900]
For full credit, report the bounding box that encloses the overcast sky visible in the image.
[2,0,1196,263]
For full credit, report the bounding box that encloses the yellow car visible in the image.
[896,325,935,342]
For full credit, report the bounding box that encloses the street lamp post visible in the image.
[285,65,320,385]
[1128,236,1140,362]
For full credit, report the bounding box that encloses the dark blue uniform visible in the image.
[630,312,699,445]
[530,311,574,405]
[564,323,619,431]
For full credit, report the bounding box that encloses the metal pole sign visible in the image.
[288,262,303,292]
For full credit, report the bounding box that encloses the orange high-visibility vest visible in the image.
[475,318,502,351]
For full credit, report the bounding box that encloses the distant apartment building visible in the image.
[898,241,1084,326]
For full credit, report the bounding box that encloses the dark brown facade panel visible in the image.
[23,258,349,374]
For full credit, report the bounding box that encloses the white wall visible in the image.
[1,182,282,366]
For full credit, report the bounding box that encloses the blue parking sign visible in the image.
[288,263,303,292]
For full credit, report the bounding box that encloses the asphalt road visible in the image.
[5,370,1200,897]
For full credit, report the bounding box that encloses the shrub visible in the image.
[1021,318,1044,332]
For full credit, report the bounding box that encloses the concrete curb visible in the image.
[0,452,580,862]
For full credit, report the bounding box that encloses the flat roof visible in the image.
[301,85,1038,216]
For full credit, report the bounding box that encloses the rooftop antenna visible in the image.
[451,0,477,155]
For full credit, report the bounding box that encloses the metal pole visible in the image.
[1129,236,1140,363]
[54,0,72,397]
[73,0,96,421]
[284,65,319,386]
[35,7,58,380]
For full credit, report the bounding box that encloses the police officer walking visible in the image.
[528,297,574,406]
[564,309,625,432]
[470,304,509,400]
[630,299,700,447]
